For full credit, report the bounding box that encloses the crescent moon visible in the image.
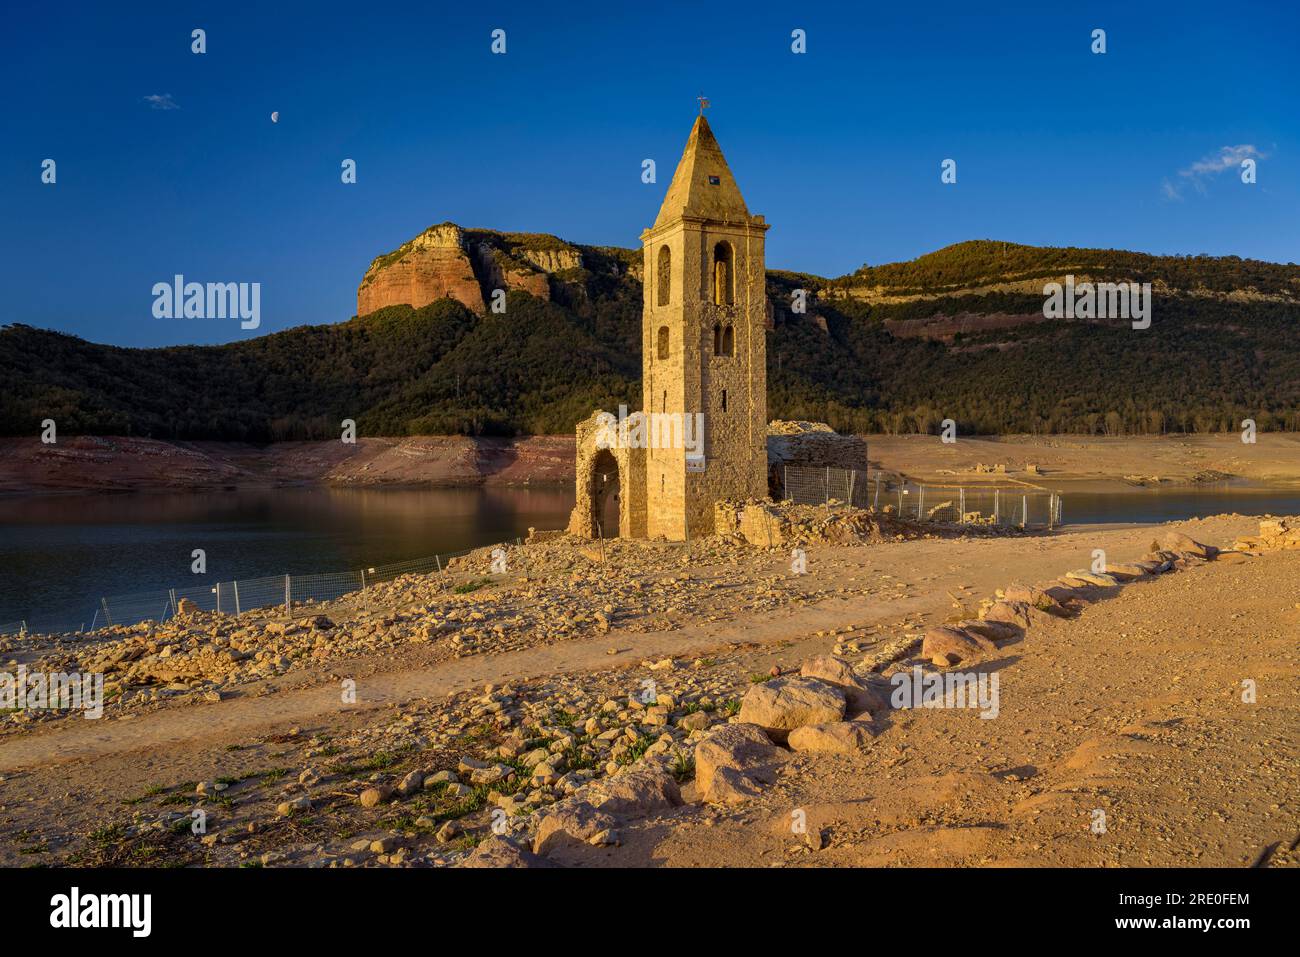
[271,111,279,123]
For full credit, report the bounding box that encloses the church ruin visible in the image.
[568,113,770,541]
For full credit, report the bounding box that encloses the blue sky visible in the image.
[3,0,1296,346]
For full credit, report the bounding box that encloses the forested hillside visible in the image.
[4,237,1298,439]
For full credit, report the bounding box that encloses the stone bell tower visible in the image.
[640,113,769,540]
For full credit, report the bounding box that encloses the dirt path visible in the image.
[0,515,1257,779]
[553,542,1300,868]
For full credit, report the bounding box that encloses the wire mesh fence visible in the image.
[85,538,525,633]
[782,466,1062,529]
[0,620,28,637]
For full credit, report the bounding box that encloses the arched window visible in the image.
[721,324,735,356]
[656,245,671,306]
[712,322,722,356]
[712,241,734,306]
[657,326,669,360]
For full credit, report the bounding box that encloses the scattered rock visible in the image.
[738,676,846,743]
[921,625,995,667]
[787,720,875,754]
[694,723,786,794]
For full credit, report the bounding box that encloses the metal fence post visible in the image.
[959,487,965,522]
[874,473,881,509]
[435,554,442,573]
[918,485,925,521]
[824,467,830,505]
[783,465,789,501]
[283,574,290,615]
[847,469,856,508]
[1021,495,1028,529]
[233,581,241,616]
[994,488,1000,524]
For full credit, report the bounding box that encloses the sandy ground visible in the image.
[0,513,1294,867]
[5,433,1300,495]
[866,433,1300,490]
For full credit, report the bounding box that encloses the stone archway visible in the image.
[589,448,621,539]
[568,410,645,540]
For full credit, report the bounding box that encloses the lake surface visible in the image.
[1053,486,1300,525]
[2,483,1298,633]
[0,487,574,633]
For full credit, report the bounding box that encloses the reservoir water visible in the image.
[2,483,1298,633]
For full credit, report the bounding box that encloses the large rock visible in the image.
[800,655,888,717]
[533,801,619,856]
[463,835,555,868]
[738,677,846,743]
[1000,584,1067,616]
[705,766,764,805]
[787,721,875,754]
[1161,530,1217,560]
[957,618,1021,643]
[584,763,682,819]
[1062,569,1120,588]
[981,599,1032,630]
[1103,563,1149,582]
[694,723,786,794]
[921,625,996,667]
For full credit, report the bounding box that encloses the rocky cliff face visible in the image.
[357,223,486,316]
[358,223,590,317]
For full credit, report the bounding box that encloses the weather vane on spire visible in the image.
[697,93,710,115]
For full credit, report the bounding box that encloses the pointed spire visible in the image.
[653,115,751,228]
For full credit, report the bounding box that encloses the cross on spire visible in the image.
[697,93,711,115]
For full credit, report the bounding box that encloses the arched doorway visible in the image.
[590,448,621,539]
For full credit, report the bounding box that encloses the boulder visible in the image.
[799,655,888,717]
[738,677,846,743]
[694,723,786,794]
[584,763,682,819]
[1062,570,1120,588]
[922,625,996,667]
[1000,584,1067,616]
[1103,563,1149,581]
[1161,530,1217,560]
[957,618,1021,643]
[981,599,1033,630]
[787,721,875,754]
[704,766,764,805]
[462,835,555,868]
[533,801,618,856]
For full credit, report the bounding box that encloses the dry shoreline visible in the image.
[0,512,1295,868]
[5,432,1300,496]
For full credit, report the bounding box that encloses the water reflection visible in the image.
[0,487,575,632]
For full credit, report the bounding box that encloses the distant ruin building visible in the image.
[569,114,770,541]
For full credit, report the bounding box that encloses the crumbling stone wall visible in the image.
[766,420,869,497]
[567,411,645,539]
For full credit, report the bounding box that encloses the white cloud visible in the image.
[142,93,179,110]
[1162,144,1265,200]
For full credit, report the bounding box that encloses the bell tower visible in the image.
[640,112,769,540]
